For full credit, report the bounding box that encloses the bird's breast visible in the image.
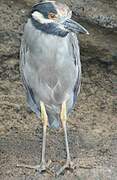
[32,32,71,64]
[25,19,74,64]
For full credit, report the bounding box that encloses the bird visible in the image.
[18,0,89,176]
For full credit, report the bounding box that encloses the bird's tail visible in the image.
[47,112,61,129]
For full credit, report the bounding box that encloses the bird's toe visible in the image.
[17,159,52,173]
[56,160,75,176]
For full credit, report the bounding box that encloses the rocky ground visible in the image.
[0,0,117,179]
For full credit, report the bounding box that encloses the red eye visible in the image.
[48,12,56,19]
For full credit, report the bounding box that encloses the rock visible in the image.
[64,0,117,63]
[0,0,117,65]
[0,125,7,135]
[79,21,117,63]
[65,0,117,30]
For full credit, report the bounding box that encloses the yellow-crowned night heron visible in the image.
[18,0,89,176]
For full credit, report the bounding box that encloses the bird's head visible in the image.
[30,0,89,37]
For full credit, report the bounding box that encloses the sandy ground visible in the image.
[0,56,117,180]
[0,0,117,179]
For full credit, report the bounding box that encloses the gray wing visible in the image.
[70,33,81,104]
[20,36,40,117]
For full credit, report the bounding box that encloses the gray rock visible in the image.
[64,0,117,63]
[0,0,117,65]
[65,0,117,30]
[79,21,117,63]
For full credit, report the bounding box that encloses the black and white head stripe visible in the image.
[31,1,57,19]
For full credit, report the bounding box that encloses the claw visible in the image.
[56,160,75,176]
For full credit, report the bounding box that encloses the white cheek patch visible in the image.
[32,11,54,24]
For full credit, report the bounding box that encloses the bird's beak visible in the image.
[63,19,89,34]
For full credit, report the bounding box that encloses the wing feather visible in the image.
[70,33,81,104]
[20,37,40,116]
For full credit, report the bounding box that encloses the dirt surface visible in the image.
[0,0,117,180]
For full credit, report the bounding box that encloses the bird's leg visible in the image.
[39,101,51,171]
[17,101,51,172]
[56,101,74,176]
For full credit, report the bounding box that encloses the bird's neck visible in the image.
[31,18,69,37]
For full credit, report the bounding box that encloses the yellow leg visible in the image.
[56,101,74,176]
[40,101,48,168]
[61,101,67,122]
[40,101,48,126]
[17,101,51,173]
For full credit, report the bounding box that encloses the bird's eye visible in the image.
[48,12,56,19]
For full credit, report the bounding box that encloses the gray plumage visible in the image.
[20,19,81,128]
[19,1,88,129]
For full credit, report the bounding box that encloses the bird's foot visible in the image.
[17,159,51,173]
[56,159,75,176]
